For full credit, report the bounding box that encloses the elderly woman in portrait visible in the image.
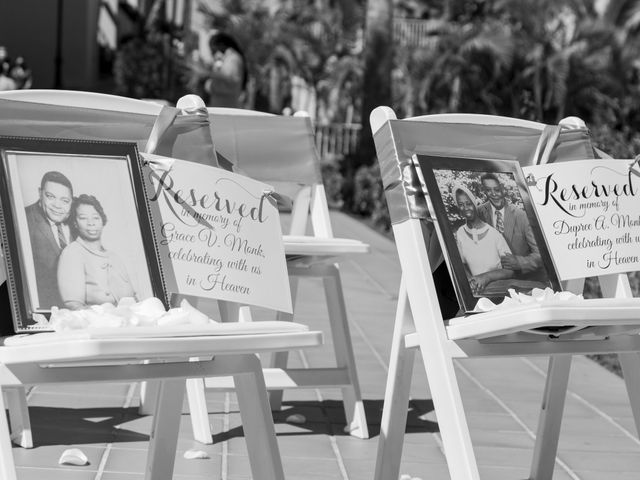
[453,184,514,295]
[57,194,137,309]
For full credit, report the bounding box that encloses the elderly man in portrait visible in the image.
[477,173,545,281]
[25,171,74,309]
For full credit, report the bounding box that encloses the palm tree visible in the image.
[195,0,360,114]
[316,54,363,123]
[598,0,640,127]
[397,17,513,116]
[113,0,188,101]
[357,0,393,167]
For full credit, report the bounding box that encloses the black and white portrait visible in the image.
[417,155,560,311]
[0,138,163,330]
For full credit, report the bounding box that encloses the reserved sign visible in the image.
[523,159,640,280]
[143,156,292,313]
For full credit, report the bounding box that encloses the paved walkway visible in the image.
[11,212,640,479]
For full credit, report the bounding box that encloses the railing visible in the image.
[315,123,362,159]
[393,18,434,47]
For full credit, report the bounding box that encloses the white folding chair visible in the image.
[0,92,320,448]
[0,89,223,448]
[0,308,322,480]
[193,107,370,439]
[370,106,640,480]
[0,91,368,446]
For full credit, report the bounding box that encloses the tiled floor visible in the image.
[9,212,640,479]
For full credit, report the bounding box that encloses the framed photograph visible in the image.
[0,136,167,332]
[415,155,561,312]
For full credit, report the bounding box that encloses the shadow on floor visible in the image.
[23,398,438,447]
[212,398,438,444]
[27,406,149,447]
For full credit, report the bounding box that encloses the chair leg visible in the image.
[4,387,32,448]
[234,355,285,480]
[619,352,640,438]
[145,379,185,480]
[138,379,160,415]
[323,265,369,439]
[267,312,294,410]
[0,388,18,480]
[269,277,299,411]
[417,353,479,480]
[375,280,416,480]
[529,355,572,480]
[186,377,213,444]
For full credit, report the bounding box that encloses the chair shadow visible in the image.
[26,406,149,447]
[211,398,438,444]
[24,398,438,447]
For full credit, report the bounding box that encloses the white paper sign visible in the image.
[524,159,640,280]
[144,156,292,313]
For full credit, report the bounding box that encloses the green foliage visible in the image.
[114,35,185,100]
[351,163,391,232]
[196,0,363,114]
[392,0,640,128]
[112,0,190,104]
[590,123,640,158]
[320,159,345,208]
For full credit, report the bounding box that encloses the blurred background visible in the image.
[2,0,640,235]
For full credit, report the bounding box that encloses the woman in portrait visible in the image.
[453,184,514,295]
[57,194,137,309]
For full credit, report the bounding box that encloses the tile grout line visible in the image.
[455,361,581,480]
[342,295,392,374]
[521,357,640,446]
[297,349,350,480]
[342,247,585,477]
[343,287,450,469]
[221,392,230,480]
[332,213,400,262]
[346,259,398,301]
[342,277,448,468]
[94,382,137,480]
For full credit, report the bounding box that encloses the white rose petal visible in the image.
[286,413,306,424]
[183,449,210,460]
[58,448,89,466]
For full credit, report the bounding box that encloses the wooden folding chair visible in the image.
[184,108,370,440]
[370,106,640,480]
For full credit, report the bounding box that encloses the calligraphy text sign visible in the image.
[523,159,640,280]
[144,157,292,313]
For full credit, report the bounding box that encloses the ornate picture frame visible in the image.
[0,136,166,332]
[416,154,561,312]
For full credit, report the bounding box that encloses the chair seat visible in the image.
[0,322,322,364]
[284,235,370,265]
[403,298,640,345]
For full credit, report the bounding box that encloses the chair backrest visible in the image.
[208,107,333,237]
[0,90,165,115]
[0,90,217,166]
[371,106,596,268]
[370,106,632,313]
